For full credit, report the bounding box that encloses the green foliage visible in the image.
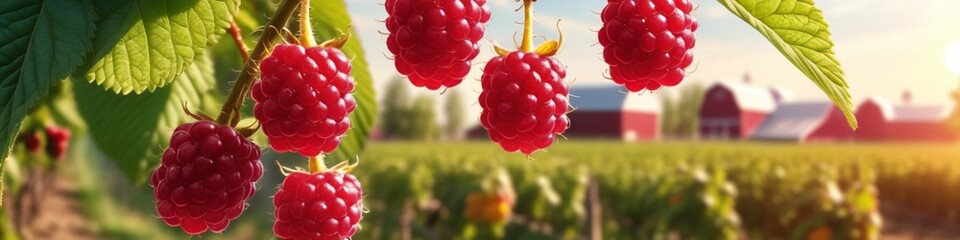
[718,0,856,129]
[81,0,239,94]
[0,0,97,202]
[445,89,466,139]
[381,76,412,139]
[308,0,377,161]
[74,54,221,183]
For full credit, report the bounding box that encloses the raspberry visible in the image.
[599,0,698,92]
[479,51,569,155]
[149,120,264,235]
[44,126,70,160]
[385,0,492,90]
[252,44,356,156]
[22,131,41,153]
[273,171,363,240]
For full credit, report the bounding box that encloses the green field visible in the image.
[65,140,960,239]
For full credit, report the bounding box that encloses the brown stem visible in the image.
[216,0,300,125]
[228,21,250,63]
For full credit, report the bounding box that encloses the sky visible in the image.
[345,0,960,126]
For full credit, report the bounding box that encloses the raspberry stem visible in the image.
[227,21,249,63]
[308,155,327,174]
[299,0,317,47]
[216,0,300,126]
[519,0,534,52]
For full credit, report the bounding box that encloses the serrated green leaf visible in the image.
[0,0,96,200]
[309,0,377,161]
[81,0,239,95]
[717,0,857,129]
[75,54,221,183]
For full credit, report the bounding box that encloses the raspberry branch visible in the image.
[216,0,301,125]
[228,21,250,63]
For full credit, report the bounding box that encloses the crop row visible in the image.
[347,142,907,239]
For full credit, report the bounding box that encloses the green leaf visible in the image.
[81,0,239,94]
[717,0,857,129]
[0,0,96,198]
[75,53,221,183]
[309,0,378,161]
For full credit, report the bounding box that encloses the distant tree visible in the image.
[661,91,678,137]
[675,83,705,138]
[444,89,465,140]
[949,88,960,131]
[409,95,438,141]
[381,76,412,139]
[661,83,704,139]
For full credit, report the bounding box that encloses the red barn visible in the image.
[854,96,958,142]
[699,81,777,140]
[853,97,895,141]
[750,102,854,142]
[566,86,661,141]
[888,104,958,141]
[807,105,856,141]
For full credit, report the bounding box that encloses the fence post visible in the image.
[583,176,602,240]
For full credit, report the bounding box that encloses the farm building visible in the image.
[855,96,958,142]
[699,81,777,140]
[566,86,661,141]
[750,102,854,142]
[853,97,895,141]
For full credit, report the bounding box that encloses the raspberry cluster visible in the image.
[385,0,492,90]
[45,126,70,160]
[252,44,357,157]
[22,131,41,153]
[273,171,364,240]
[479,51,570,155]
[599,0,698,92]
[150,121,264,235]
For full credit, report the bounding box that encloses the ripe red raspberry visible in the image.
[385,0,492,90]
[22,131,41,153]
[44,126,70,160]
[149,120,264,235]
[599,0,698,92]
[479,51,569,155]
[273,170,363,239]
[252,44,356,157]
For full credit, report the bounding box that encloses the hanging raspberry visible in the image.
[385,0,492,90]
[599,0,698,92]
[251,2,356,157]
[479,0,569,155]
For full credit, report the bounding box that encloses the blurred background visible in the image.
[4,0,960,239]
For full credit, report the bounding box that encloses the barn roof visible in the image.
[769,86,793,103]
[893,104,953,122]
[569,85,661,113]
[710,80,777,112]
[858,97,952,122]
[859,97,896,121]
[751,102,833,141]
